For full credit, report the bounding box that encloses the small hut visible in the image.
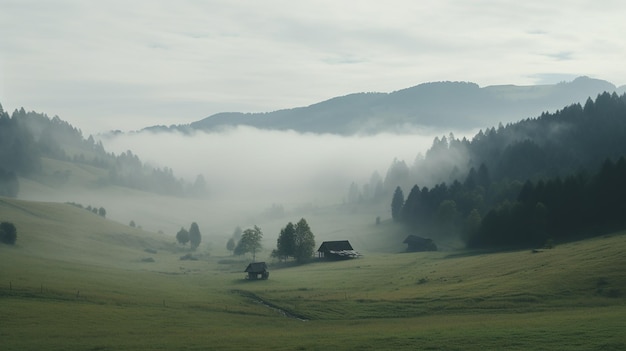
[403,235,437,252]
[317,240,360,259]
[244,262,269,280]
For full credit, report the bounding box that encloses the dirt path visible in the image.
[232,289,308,321]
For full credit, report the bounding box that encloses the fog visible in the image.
[9,122,480,254]
[1,125,468,254]
[102,127,438,206]
[90,127,463,246]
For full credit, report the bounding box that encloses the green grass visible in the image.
[1,197,625,350]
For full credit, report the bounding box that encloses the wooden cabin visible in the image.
[317,240,360,259]
[403,235,437,252]
[244,262,269,280]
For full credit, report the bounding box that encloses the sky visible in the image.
[1,0,626,135]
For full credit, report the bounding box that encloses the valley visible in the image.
[1,197,624,350]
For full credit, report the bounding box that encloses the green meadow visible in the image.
[1,197,625,350]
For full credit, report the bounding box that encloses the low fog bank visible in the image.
[61,126,473,252]
[101,127,440,206]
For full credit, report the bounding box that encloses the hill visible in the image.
[148,76,624,135]
[363,92,626,249]
[0,197,176,268]
[0,197,624,350]
[0,107,206,198]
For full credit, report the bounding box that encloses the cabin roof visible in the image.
[317,240,354,252]
[244,262,268,273]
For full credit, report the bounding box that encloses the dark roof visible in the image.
[403,235,433,245]
[244,262,268,273]
[317,240,354,252]
[403,235,437,252]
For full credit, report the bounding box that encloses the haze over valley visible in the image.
[6,77,626,251]
[2,2,626,350]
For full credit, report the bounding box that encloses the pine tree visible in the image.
[391,186,404,222]
[188,222,202,250]
[276,222,296,261]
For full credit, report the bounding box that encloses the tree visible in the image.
[98,207,106,218]
[293,218,315,263]
[275,222,296,261]
[391,186,404,222]
[0,222,17,245]
[226,237,236,254]
[188,222,202,250]
[176,227,190,246]
[235,225,263,261]
[402,185,421,226]
[436,200,459,225]
[190,174,208,197]
[463,209,482,242]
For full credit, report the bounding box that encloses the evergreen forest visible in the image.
[387,92,626,248]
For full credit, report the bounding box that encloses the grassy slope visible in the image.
[0,197,625,350]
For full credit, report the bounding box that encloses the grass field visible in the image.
[1,197,625,350]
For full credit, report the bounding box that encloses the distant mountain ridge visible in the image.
[145,76,626,135]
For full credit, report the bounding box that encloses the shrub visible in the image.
[0,222,17,245]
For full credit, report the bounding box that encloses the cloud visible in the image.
[1,1,626,135]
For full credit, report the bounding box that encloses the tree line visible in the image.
[360,92,626,208]
[469,157,626,248]
[0,103,206,197]
[66,202,107,218]
[390,92,626,249]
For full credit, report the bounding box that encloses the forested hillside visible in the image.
[382,92,626,248]
[0,104,205,197]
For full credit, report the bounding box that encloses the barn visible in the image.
[244,262,269,280]
[317,240,360,259]
[403,235,437,252]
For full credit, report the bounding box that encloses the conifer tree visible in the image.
[391,186,404,222]
[188,222,202,250]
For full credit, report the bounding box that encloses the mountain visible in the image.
[149,76,623,135]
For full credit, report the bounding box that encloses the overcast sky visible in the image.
[1,1,625,135]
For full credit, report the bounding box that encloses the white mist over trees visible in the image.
[101,127,443,207]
